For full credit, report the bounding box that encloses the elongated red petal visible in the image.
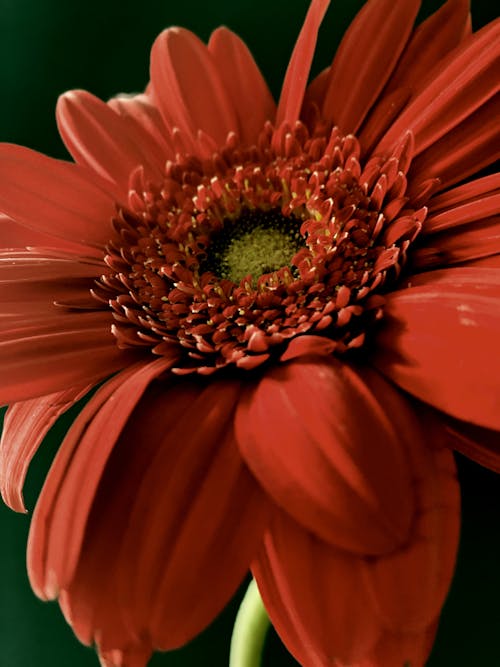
[385,0,471,96]
[236,357,414,555]
[58,378,269,656]
[0,385,91,512]
[412,215,500,269]
[253,373,459,667]
[208,28,276,144]
[374,271,500,429]
[253,512,380,666]
[424,192,500,234]
[0,215,100,256]
[276,0,330,128]
[150,27,238,149]
[358,373,460,635]
[376,20,500,155]
[408,94,500,191]
[108,93,175,162]
[428,173,500,213]
[322,0,420,133]
[27,358,174,599]
[0,145,114,247]
[0,311,132,405]
[57,91,163,196]
[0,250,102,283]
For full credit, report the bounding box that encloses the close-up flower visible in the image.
[0,0,499,665]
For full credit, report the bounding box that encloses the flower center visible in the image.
[203,209,303,284]
[95,122,428,374]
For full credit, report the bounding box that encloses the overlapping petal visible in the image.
[253,370,460,667]
[322,0,420,133]
[208,28,276,144]
[0,309,132,405]
[376,19,500,155]
[150,27,238,151]
[275,0,330,128]
[0,385,91,512]
[374,268,500,430]
[236,356,415,555]
[0,1,498,666]
[27,358,175,599]
[57,90,165,198]
[49,377,270,664]
[0,144,115,248]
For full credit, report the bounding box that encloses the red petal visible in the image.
[385,0,471,96]
[0,385,91,512]
[235,357,415,555]
[322,0,420,133]
[412,215,500,268]
[358,87,412,157]
[57,91,163,196]
[0,215,100,257]
[0,145,114,248]
[0,310,132,405]
[150,28,238,149]
[430,409,500,473]
[108,93,175,162]
[275,0,330,128]
[376,20,500,155]
[253,512,380,666]
[424,192,500,233]
[60,378,269,653]
[408,95,500,191]
[357,375,460,634]
[364,624,439,667]
[374,273,500,429]
[98,644,152,667]
[0,275,98,317]
[0,250,102,283]
[253,376,459,667]
[428,173,500,213]
[27,358,174,599]
[208,28,276,144]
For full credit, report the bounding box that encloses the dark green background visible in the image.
[0,1,499,665]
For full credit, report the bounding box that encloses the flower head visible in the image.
[1,0,499,665]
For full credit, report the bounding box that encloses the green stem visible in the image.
[229,579,271,667]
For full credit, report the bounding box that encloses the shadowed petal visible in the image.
[253,512,380,666]
[322,0,420,133]
[150,27,238,149]
[429,409,500,473]
[0,310,133,405]
[0,145,115,248]
[424,193,500,233]
[108,93,175,163]
[275,0,330,128]
[0,385,91,512]
[428,173,500,213]
[385,0,471,96]
[0,250,102,283]
[27,358,175,599]
[376,20,500,155]
[208,28,276,144]
[57,378,270,655]
[374,271,500,429]
[408,94,500,191]
[412,215,500,269]
[253,373,459,667]
[236,356,415,555]
[57,91,163,197]
[0,214,101,257]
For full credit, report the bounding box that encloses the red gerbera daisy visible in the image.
[1,0,499,665]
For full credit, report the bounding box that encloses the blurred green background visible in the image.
[0,0,499,665]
